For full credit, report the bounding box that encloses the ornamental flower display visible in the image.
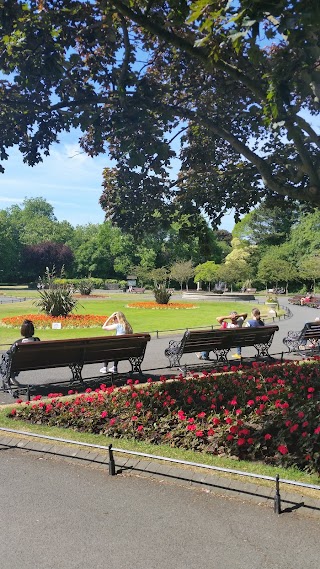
[8,360,320,474]
[1,314,106,329]
[127,302,196,309]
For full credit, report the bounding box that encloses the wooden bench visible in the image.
[164,325,279,369]
[0,333,151,398]
[282,322,320,358]
[131,287,145,293]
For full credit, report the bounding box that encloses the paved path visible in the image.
[0,445,319,569]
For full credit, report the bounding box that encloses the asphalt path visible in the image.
[1,296,320,404]
[0,447,319,569]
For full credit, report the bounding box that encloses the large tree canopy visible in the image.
[0,0,319,232]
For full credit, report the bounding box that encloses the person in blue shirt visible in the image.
[100,311,133,374]
[246,308,265,327]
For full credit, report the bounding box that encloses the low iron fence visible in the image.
[1,427,319,515]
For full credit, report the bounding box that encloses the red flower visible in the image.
[278,445,288,455]
[197,412,206,419]
[264,433,272,440]
[101,411,108,419]
[237,438,246,446]
[187,424,196,431]
[137,425,144,432]
[314,426,320,435]
[207,429,215,436]
[131,415,138,421]
[195,430,204,437]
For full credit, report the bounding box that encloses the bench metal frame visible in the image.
[283,322,320,358]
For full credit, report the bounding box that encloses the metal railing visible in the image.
[1,427,319,515]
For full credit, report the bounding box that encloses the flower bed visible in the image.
[127,302,196,309]
[8,360,320,474]
[1,314,106,329]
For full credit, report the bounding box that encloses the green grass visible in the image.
[0,290,268,348]
[0,406,319,494]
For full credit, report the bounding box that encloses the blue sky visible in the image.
[0,131,236,232]
[0,131,111,227]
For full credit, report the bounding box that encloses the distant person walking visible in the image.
[100,311,133,374]
[246,308,265,327]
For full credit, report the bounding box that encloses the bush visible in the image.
[154,285,172,304]
[35,287,78,317]
[78,279,93,295]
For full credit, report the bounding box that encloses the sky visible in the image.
[0,130,236,232]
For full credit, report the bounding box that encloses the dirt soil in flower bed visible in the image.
[8,360,320,475]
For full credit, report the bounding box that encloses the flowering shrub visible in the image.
[8,360,320,474]
[127,302,196,309]
[1,314,106,329]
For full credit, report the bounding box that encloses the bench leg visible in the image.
[128,356,144,373]
[69,363,84,383]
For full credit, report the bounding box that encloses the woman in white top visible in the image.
[100,311,133,374]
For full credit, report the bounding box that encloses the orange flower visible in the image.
[1,314,106,329]
[127,302,196,309]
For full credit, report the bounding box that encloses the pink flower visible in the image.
[101,411,108,419]
[278,445,288,455]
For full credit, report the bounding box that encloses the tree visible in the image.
[170,260,195,291]
[232,203,300,247]
[21,241,74,281]
[257,251,298,292]
[218,261,248,292]
[194,261,219,291]
[299,256,320,293]
[0,1,319,235]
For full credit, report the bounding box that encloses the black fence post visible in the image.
[108,444,116,476]
[274,474,281,514]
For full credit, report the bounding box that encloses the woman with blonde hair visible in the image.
[100,311,133,374]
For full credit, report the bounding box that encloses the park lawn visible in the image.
[0,295,261,347]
